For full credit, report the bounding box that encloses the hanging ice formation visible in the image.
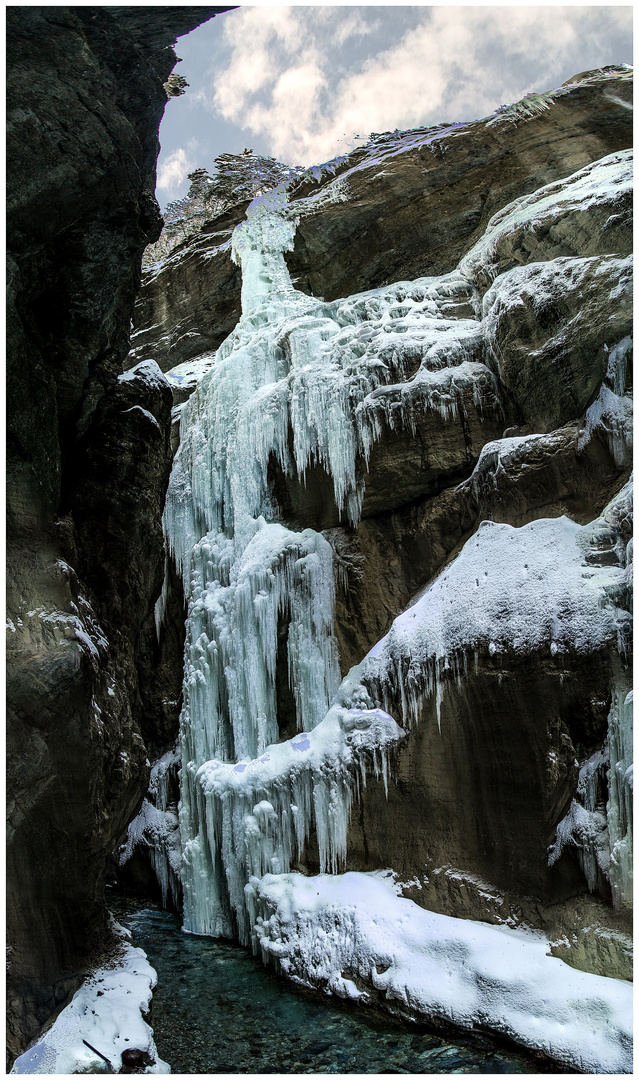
[163,189,441,937]
[119,748,182,909]
[546,480,633,908]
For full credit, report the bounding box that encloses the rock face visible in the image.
[130,67,632,373]
[128,66,632,1022]
[6,6,231,1064]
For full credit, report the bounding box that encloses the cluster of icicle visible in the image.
[549,686,633,909]
[119,749,182,909]
[185,698,403,942]
[163,189,429,935]
[545,479,633,908]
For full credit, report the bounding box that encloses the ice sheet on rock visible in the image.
[10,923,169,1074]
[247,871,632,1074]
[164,354,217,395]
[122,405,161,431]
[185,702,404,942]
[548,792,610,893]
[549,682,633,910]
[482,252,632,352]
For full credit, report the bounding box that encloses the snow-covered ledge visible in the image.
[11,922,169,1075]
[248,871,633,1074]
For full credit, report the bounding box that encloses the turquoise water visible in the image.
[114,896,565,1074]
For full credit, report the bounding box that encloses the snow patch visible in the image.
[119,359,170,394]
[11,925,168,1074]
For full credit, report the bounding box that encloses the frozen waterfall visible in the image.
[163,190,410,935]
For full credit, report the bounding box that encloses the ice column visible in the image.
[164,191,342,935]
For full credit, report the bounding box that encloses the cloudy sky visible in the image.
[156,5,632,206]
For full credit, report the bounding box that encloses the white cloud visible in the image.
[156,147,194,196]
[334,11,380,46]
[208,6,633,166]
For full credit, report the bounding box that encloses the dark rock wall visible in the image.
[6,6,231,1063]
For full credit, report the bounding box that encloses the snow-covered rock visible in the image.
[10,924,168,1074]
[248,871,632,1074]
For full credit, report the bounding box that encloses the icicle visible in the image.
[190,704,404,943]
[607,688,633,909]
[154,552,170,641]
[119,746,183,910]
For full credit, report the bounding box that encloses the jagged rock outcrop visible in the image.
[129,66,632,1013]
[6,6,231,1065]
[130,67,632,374]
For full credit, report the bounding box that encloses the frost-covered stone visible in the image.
[459,149,632,291]
[482,254,632,431]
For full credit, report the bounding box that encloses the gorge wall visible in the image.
[6,9,633,1070]
[6,7,232,1064]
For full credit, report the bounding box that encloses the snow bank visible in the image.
[248,870,632,1074]
[11,924,168,1074]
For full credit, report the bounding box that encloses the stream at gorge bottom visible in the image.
[112,892,568,1075]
